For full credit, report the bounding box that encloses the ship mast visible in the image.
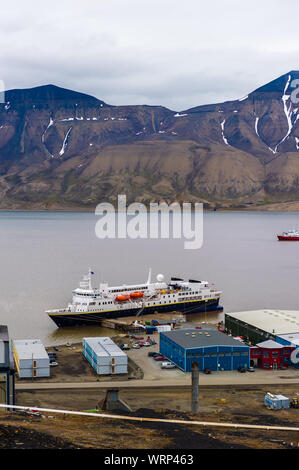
[147,268,152,285]
[88,268,92,290]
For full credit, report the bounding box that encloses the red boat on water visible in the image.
[277,230,299,241]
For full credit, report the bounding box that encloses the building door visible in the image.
[272,363,277,370]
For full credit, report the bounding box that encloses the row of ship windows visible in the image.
[111,287,148,293]
[178,291,201,296]
[80,296,208,309]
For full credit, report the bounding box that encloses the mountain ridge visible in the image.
[1,72,299,209]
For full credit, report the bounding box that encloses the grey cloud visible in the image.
[0,0,299,110]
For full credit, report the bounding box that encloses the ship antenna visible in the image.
[147,268,152,285]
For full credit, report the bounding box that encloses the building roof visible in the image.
[277,333,299,346]
[255,340,284,349]
[0,325,9,342]
[160,328,249,349]
[13,339,48,360]
[83,337,126,357]
[226,310,299,335]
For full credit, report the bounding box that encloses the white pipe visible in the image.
[1,404,299,432]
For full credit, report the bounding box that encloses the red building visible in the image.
[250,340,294,370]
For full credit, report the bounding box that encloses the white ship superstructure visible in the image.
[47,269,222,327]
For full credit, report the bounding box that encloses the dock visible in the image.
[99,312,187,333]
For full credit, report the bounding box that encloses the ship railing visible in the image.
[46,308,70,313]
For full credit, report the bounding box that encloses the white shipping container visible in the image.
[18,367,50,379]
[83,337,127,375]
[14,339,50,378]
[95,365,111,375]
[110,355,128,366]
[156,325,172,333]
[114,365,128,374]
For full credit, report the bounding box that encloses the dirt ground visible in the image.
[10,330,299,449]
[16,338,143,384]
[10,384,299,449]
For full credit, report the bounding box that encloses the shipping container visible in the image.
[264,393,290,410]
[13,339,50,378]
[156,325,172,333]
[83,337,128,375]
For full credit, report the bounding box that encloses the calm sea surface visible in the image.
[0,210,299,345]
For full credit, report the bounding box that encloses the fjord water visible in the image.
[0,210,299,345]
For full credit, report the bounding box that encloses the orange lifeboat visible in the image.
[115,294,130,302]
[130,292,144,299]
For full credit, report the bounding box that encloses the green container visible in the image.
[145,321,151,325]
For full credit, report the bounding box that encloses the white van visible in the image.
[161,361,176,369]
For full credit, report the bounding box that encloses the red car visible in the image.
[154,355,167,361]
[132,336,144,340]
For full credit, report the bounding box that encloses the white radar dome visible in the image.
[156,274,164,282]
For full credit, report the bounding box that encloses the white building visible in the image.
[83,337,127,375]
[13,339,50,378]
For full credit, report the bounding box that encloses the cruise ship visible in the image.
[46,269,222,327]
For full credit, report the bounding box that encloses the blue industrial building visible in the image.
[160,328,250,372]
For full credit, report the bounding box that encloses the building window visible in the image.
[263,351,269,358]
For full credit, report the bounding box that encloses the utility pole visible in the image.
[191,361,199,413]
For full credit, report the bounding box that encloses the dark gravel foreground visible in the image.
[0,422,79,449]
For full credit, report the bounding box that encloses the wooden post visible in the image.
[191,361,199,413]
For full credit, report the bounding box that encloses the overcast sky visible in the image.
[0,0,299,110]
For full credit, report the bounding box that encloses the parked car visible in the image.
[50,361,59,366]
[143,342,151,347]
[48,353,57,360]
[132,336,144,340]
[154,356,167,361]
[203,368,211,374]
[238,366,246,373]
[247,366,255,372]
[148,351,157,357]
[132,343,141,349]
[161,361,176,369]
[120,343,130,350]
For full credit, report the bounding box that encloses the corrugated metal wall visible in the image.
[160,333,250,372]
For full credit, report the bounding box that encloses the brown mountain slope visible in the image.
[1,74,299,209]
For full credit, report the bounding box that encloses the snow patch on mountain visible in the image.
[220,119,230,146]
[274,74,293,153]
[59,127,72,156]
[41,117,54,143]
